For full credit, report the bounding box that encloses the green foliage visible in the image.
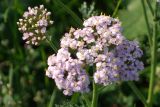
[79,2,98,19]
[118,0,153,39]
[55,101,80,107]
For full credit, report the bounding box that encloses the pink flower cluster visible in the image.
[46,48,90,95]
[17,5,53,45]
[46,15,144,95]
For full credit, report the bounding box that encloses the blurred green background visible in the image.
[0,0,160,107]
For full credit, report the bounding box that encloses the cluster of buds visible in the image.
[17,5,53,45]
[46,15,144,95]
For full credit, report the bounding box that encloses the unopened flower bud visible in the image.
[17,5,53,45]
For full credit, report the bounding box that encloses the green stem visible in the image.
[146,0,154,16]
[91,81,98,107]
[46,37,58,52]
[48,88,57,107]
[141,0,152,46]
[147,1,158,107]
[71,93,80,104]
[9,64,13,96]
[82,94,91,107]
[112,0,122,17]
[46,36,58,107]
[128,82,148,107]
[54,0,83,27]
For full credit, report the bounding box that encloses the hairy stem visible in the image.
[147,1,158,107]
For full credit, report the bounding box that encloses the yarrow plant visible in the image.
[17,5,53,45]
[46,15,144,95]
[16,1,160,107]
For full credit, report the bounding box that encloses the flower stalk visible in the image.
[112,0,122,17]
[128,82,148,107]
[48,88,57,107]
[46,36,58,52]
[141,0,152,46]
[147,1,158,107]
[146,0,154,16]
[91,81,98,107]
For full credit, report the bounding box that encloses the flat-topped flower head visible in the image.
[46,15,144,95]
[17,5,53,45]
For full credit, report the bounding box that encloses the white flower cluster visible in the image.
[17,5,53,45]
